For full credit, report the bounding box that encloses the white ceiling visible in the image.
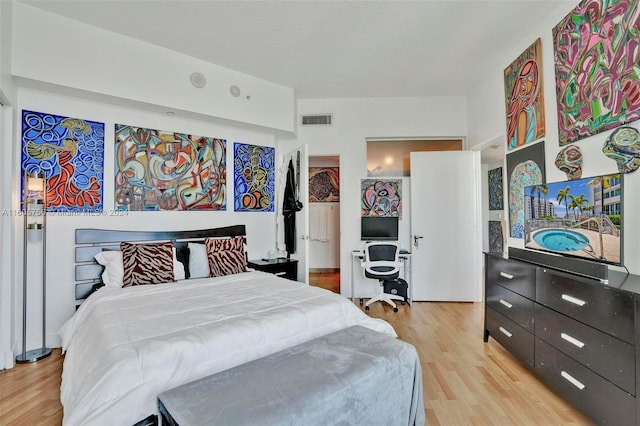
[22,0,570,99]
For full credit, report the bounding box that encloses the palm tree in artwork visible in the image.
[556,186,573,220]
[572,194,589,217]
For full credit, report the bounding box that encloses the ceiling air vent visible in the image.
[301,114,332,126]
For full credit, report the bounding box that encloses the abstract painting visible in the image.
[506,142,545,238]
[555,145,583,179]
[488,220,505,253]
[233,143,275,212]
[114,124,226,211]
[602,126,640,173]
[488,167,504,210]
[309,167,340,202]
[504,38,546,151]
[553,0,640,145]
[21,110,104,212]
[361,179,402,218]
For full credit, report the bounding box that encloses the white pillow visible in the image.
[94,247,185,287]
[188,242,210,278]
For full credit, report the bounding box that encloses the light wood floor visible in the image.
[0,273,592,425]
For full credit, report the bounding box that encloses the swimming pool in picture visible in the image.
[532,229,590,252]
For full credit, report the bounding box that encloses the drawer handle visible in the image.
[561,294,586,307]
[500,272,514,280]
[561,371,585,390]
[274,272,287,276]
[560,333,585,348]
[499,299,513,309]
[498,327,513,338]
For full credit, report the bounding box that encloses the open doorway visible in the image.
[307,155,341,293]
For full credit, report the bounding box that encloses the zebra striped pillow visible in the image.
[205,236,247,277]
[120,241,175,287]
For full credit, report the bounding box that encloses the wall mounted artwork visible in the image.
[555,145,583,180]
[602,126,640,173]
[488,220,505,253]
[506,142,545,238]
[488,167,504,210]
[21,110,104,212]
[504,38,546,151]
[553,0,640,145]
[233,143,275,212]
[309,167,340,202]
[361,179,402,218]
[114,124,226,211]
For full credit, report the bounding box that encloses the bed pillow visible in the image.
[188,243,210,279]
[205,236,247,277]
[95,245,185,287]
[120,241,175,287]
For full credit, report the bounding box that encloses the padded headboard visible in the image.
[74,225,247,303]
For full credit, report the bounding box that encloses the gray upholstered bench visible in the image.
[158,325,425,426]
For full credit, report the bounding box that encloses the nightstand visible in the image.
[247,258,298,281]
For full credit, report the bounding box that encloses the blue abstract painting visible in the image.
[233,143,275,212]
[21,110,104,212]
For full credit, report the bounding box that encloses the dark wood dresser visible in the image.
[484,252,640,425]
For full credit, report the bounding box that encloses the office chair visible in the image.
[362,241,404,312]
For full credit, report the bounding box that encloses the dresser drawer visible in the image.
[486,284,534,331]
[535,304,635,395]
[486,307,534,367]
[535,338,636,426]
[486,256,536,299]
[536,268,635,344]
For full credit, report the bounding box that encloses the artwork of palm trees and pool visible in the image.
[524,173,623,266]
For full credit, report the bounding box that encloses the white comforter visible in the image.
[60,271,395,425]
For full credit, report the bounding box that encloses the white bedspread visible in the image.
[60,271,396,425]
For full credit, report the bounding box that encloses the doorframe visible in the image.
[308,155,341,290]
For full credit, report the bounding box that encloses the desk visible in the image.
[351,250,412,305]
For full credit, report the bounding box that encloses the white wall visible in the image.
[11,2,294,133]
[469,0,640,275]
[280,96,468,297]
[14,88,278,351]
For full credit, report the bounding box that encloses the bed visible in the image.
[61,226,397,425]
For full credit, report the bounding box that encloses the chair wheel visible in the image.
[365,306,370,311]
[393,307,398,312]
[359,298,364,305]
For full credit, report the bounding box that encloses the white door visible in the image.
[280,145,309,284]
[410,151,480,301]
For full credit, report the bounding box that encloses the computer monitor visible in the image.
[360,216,399,241]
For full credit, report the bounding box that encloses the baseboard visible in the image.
[309,268,340,273]
[2,350,15,370]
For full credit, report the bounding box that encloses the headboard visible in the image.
[74,225,247,303]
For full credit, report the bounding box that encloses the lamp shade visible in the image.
[26,172,45,192]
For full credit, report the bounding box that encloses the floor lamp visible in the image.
[16,171,52,363]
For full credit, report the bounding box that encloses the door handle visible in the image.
[413,235,423,248]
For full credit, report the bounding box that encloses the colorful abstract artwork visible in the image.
[361,179,402,218]
[488,167,504,210]
[21,110,104,212]
[602,126,640,173]
[504,38,546,151]
[488,220,505,253]
[309,167,339,202]
[233,143,275,212]
[553,0,640,145]
[555,145,583,179]
[114,124,226,211]
[506,142,546,238]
